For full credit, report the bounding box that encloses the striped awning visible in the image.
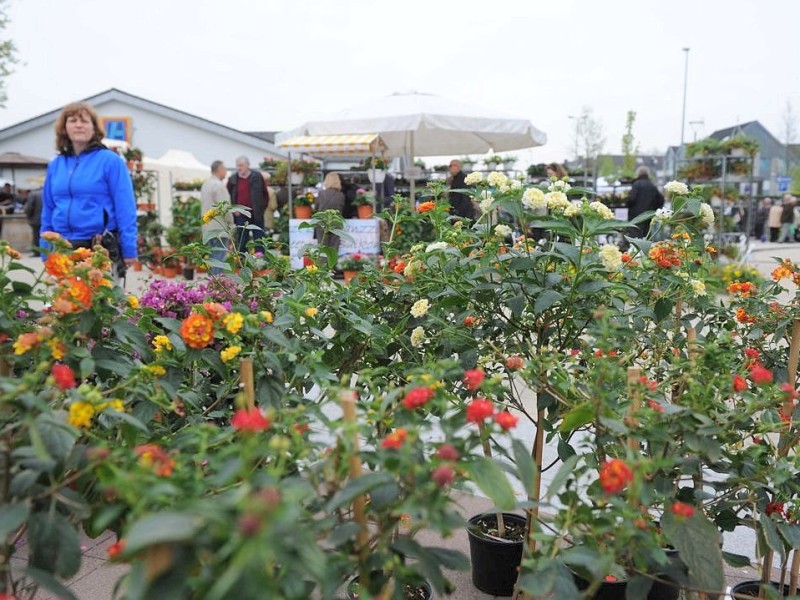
[278,133,387,156]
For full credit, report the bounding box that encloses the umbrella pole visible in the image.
[409,132,416,211]
[287,152,293,216]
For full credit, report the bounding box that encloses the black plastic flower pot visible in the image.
[730,580,792,598]
[345,574,431,599]
[574,573,681,600]
[467,512,526,596]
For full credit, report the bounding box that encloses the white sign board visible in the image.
[289,218,381,269]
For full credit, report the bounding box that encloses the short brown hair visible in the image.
[54,102,105,154]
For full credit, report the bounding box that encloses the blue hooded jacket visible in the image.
[41,145,138,258]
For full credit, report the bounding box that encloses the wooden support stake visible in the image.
[239,357,255,409]
[686,327,698,366]
[785,320,800,418]
[626,367,641,452]
[479,422,505,538]
[339,389,370,586]
[789,549,800,597]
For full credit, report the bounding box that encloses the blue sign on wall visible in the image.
[777,176,792,193]
[98,117,132,143]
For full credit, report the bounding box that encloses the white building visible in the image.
[0,88,284,176]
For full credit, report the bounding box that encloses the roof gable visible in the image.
[0,88,284,155]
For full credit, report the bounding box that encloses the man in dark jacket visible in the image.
[446,159,474,219]
[626,166,664,239]
[24,187,43,256]
[227,156,266,253]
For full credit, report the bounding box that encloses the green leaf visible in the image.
[534,289,563,314]
[326,523,362,548]
[34,414,77,464]
[661,507,724,594]
[560,403,594,433]
[24,567,78,600]
[111,319,149,352]
[0,502,29,541]
[507,294,527,318]
[124,512,203,553]
[546,454,580,499]
[778,522,800,550]
[654,298,673,322]
[463,457,516,510]
[512,439,537,496]
[760,512,786,559]
[721,551,752,568]
[324,472,395,512]
[27,512,82,578]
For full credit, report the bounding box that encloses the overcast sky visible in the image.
[1,0,797,166]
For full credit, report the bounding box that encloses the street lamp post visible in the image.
[680,48,690,155]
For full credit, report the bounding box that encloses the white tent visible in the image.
[142,150,210,227]
[276,91,546,200]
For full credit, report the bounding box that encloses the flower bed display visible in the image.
[2,176,800,600]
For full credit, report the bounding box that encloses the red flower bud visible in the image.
[435,444,459,462]
[432,465,455,487]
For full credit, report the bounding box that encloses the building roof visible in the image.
[596,154,665,170]
[0,88,285,156]
[708,120,784,159]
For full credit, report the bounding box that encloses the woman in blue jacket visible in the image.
[41,102,137,274]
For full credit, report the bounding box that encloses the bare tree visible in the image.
[0,0,18,107]
[571,107,606,188]
[621,110,637,179]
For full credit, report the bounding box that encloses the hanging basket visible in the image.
[290,172,304,185]
[367,169,386,184]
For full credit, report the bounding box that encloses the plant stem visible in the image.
[478,422,505,537]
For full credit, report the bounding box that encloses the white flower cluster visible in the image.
[487,171,509,188]
[410,326,426,347]
[545,191,571,212]
[410,299,430,318]
[589,201,615,220]
[699,203,715,227]
[494,224,513,238]
[510,179,522,190]
[522,187,546,210]
[664,180,689,196]
[548,178,572,193]
[690,279,707,297]
[425,241,449,252]
[479,190,494,211]
[564,203,581,218]
[599,244,623,271]
[654,208,673,221]
[464,172,483,186]
[403,259,423,278]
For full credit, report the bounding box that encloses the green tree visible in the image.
[621,110,637,179]
[0,0,19,107]
[598,155,617,180]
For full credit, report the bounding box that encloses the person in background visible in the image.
[40,101,137,278]
[625,166,664,239]
[753,197,771,242]
[315,172,346,261]
[200,160,231,274]
[341,175,359,219]
[545,162,569,180]
[260,170,279,236]
[779,194,796,243]
[226,155,266,254]
[23,187,43,256]
[0,182,14,239]
[768,197,783,242]
[446,159,474,219]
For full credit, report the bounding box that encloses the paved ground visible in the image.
[7,239,800,599]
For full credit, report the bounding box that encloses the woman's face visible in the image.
[546,168,556,178]
[65,111,95,147]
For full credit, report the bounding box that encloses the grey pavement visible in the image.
[6,239,800,598]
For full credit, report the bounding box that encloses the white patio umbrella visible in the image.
[276,91,547,202]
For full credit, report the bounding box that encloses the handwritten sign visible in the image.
[289,218,381,269]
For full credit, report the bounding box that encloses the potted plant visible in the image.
[293,191,314,219]
[721,134,759,157]
[484,154,505,169]
[290,159,319,185]
[460,156,477,171]
[353,188,376,219]
[259,156,283,170]
[501,155,517,171]
[338,252,370,283]
[123,146,144,170]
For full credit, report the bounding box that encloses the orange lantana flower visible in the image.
[44,253,74,279]
[180,313,215,349]
[418,201,436,213]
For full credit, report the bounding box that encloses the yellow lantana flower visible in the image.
[128,295,140,309]
[260,311,274,323]
[68,401,96,428]
[220,346,242,363]
[144,364,166,377]
[152,335,172,353]
[223,312,244,334]
[305,307,319,318]
[202,209,218,224]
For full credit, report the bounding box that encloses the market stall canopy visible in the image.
[278,133,387,157]
[0,152,51,167]
[145,150,209,171]
[276,91,547,157]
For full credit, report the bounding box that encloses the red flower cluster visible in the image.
[180,313,215,349]
[381,428,408,449]
[648,399,664,413]
[463,368,485,390]
[599,458,633,494]
[671,502,695,518]
[494,411,519,430]
[231,407,271,432]
[637,375,657,392]
[766,501,785,518]
[732,375,747,393]
[735,307,756,324]
[648,243,683,269]
[749,365,773,385]
[505,355,525,370]
[51,363,77,390]
[466,398,494,423]
[107,539,126,560]
[432,465,455,487]
[402,387,435,410]
[780,383,799,400]
[727,280,758,297]
[436,444,459,461]
[134,444,175,477]
[463,315,477,327]
[418,201,436,213]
